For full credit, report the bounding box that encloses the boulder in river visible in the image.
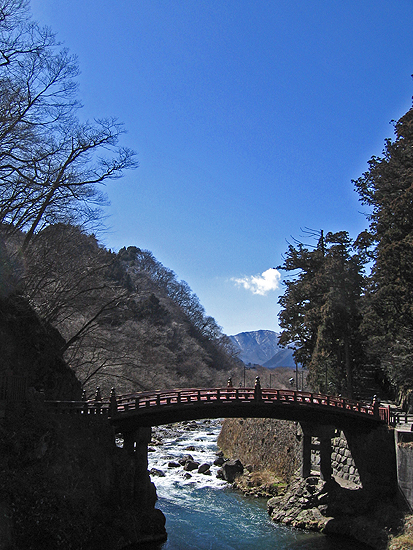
[184,460,200,472]
[178,454,194,465]
[220,459,244,483]
[149,468,166,477]
[198,463,211,474]
[168,461,181,468]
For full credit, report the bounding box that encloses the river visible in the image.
[146,420,370,550]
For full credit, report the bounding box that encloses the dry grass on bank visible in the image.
[233,469,288,498]
[389,515,413,550]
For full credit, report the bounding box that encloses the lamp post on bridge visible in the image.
[243,363,256,387]
[295,359,299,390]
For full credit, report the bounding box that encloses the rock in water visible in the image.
[198,463,211,474]
[150,468,166,477]
[178,454,194,465]
[184,460,200,471]
[221,459,244,482]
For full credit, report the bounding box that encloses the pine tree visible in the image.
[354,105,413,401]
[278,231,366,397]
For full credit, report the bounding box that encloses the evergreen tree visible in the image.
[278,230,366,397]
[354,105,413,401]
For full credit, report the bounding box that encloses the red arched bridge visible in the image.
[46,380,391,432]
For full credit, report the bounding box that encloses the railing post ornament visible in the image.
[254,376,262,401]
[372,395,380,418]
[109,387,117,418]
[93,387,102,415]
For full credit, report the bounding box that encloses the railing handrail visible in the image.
[44,387,388,424]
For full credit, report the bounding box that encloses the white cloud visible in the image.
[231,268,281,296]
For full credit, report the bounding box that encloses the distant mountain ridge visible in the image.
[229,330,295,368]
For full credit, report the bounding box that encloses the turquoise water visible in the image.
[156,486,369,550]
[147,421,370,550]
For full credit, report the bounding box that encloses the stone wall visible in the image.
[331,432,361,485]
[218,418,397,497]
[309,430,362,486]
[305,425,396,496]
[217,418,302,482]
[218,420,362,485]
[308,431,360,485]
[395,429,413,510]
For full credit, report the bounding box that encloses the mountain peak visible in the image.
[229,330,295,368]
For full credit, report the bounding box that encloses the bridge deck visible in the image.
[45,387,391,431]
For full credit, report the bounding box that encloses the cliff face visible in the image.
[0,295,80,400]
[0,295,166,549]
[217,418,301,482]
[0,404,166,549]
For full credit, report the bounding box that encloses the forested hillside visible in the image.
[1,225,241,396]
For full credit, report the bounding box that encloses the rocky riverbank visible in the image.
[217,417,411,550]
[267,475,403,550]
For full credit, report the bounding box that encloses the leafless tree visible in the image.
[0,1,137,247]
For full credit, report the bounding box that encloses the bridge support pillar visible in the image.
[319,431,333,481]
[344,425,398,498]
[123,427,152,456]
[300,423,335,481]
[122,427,156,502]
[117,428,166,542]
[301,433,312,478]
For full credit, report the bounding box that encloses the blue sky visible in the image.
[30,0,413,336]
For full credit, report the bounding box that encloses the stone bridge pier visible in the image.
[121,427,167,543]
[123,427,154,500]
[300,422,398,498]
[344,425,398,497]
[300,423,335,481]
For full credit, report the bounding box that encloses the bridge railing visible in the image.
[388,410,413,426]
[44,399,111,415]
[44,386,390,423]
[110,387,386,421]
[44,386,112,415]
[115,387,256,411]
